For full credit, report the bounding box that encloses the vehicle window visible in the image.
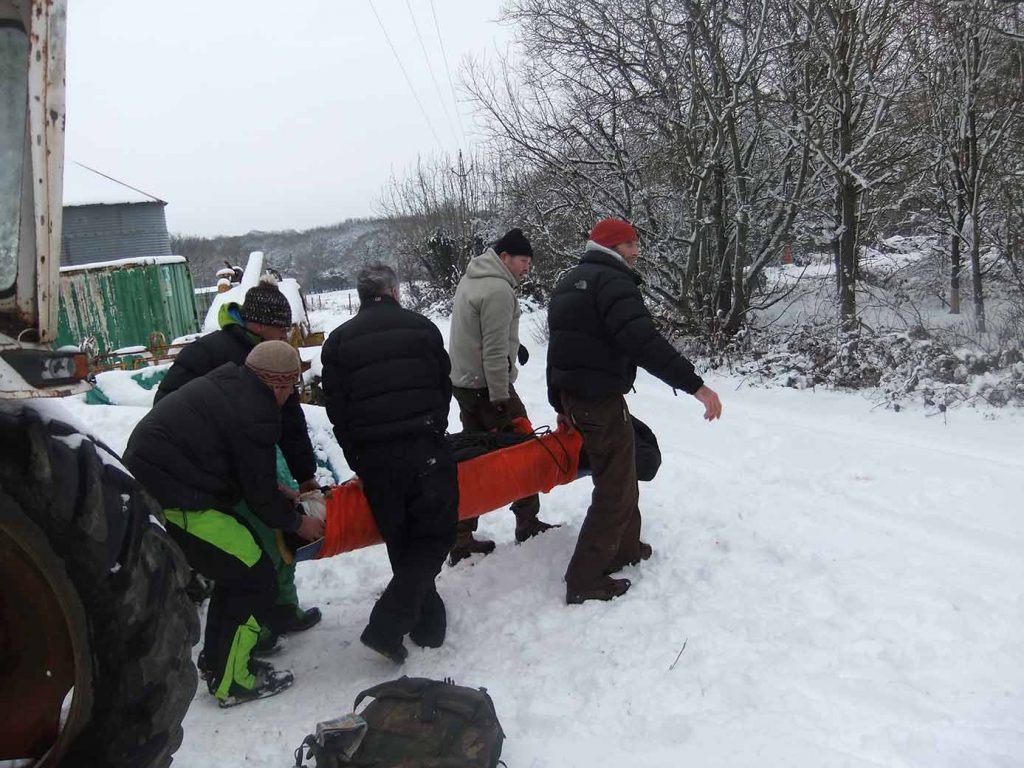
[0,24,29,293]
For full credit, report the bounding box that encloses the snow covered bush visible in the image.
[707,322,1024,409]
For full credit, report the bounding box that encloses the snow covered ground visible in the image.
[56,294,1024,767]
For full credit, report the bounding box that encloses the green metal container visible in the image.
[55,256,200,355]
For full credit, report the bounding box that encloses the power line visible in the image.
[72,162,166,204]
[428,0,467,142]
[367,0,444,152]
[405,0,461,149]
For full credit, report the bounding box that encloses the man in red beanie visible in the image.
[546,218,722,604]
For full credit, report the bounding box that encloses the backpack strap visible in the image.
[418,682,441,723]
[353,675,436,711]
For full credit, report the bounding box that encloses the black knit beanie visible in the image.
[241,277,293,328]
[493,228,534,259]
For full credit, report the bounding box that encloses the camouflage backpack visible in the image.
[295,676,505,768]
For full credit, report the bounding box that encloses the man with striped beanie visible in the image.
[155,276,323,638]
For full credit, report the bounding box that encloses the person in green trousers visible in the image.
[155,276,322,636]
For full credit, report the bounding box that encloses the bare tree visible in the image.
[786,0,917,332]
[377,151,503,300]
[465,0,817,337]
[912,0,1024,332]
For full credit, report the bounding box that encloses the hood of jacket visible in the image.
[219,300,263,345]
[464,248,519,288]
[582,242,643,285]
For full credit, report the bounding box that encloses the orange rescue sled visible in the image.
[308,427,583,560]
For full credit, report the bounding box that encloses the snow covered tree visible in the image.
[377,151,501,301]
[786,0,917,332]
[911,0,1024,332]
[466,0,816,338]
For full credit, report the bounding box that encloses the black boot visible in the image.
[409,591,446,649]
[360,625,408,664]
[566,577,631,605]
[216,663,294,708]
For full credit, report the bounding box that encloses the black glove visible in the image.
[493,401,513,432]
[517,344,530,366]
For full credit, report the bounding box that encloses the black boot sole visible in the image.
[566,578,631,605]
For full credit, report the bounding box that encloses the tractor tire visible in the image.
[0,407,199,767]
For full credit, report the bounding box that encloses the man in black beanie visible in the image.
[447,228,559,565]
[155,275,322,637]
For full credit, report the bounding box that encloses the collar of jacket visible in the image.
[360,293,400,310]
[465,247,518,288]
[582,244,642,285]
[222,320,260,349]
[218,300,243,330]
[218,301,262,346]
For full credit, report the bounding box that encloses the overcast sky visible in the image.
[65,1,513,237]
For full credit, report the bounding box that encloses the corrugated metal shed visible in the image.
[60,162,172,266]
[56,256,200,355]
[61,201,172,266]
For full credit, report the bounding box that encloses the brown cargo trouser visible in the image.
[561,392,642,591]
[452,384,541,543]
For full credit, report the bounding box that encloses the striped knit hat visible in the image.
[245,340,301,388]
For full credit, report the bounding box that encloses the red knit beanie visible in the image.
[589,218,638,249]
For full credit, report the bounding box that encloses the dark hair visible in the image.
[357,263,399,303]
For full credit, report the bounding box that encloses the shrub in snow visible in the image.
[707,322,1024,409]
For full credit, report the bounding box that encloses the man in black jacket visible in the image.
[124,341,325,707]
[547,218,722,605]
[321,264,458,663]
[155,276,321,634]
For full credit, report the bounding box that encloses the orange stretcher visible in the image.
[299,426,584,561]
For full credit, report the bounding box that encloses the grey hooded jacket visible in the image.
[448,248,521,402]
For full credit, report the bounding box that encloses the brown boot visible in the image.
[604,541,653,575]
[566,577,631,605]
[514,517,561,543]
[448,535,496,566]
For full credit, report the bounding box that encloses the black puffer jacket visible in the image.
[154,323,316,484]
[546,248,703,411]
[124,363,301,531]
[320,295,451,457]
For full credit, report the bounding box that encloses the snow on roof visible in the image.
[59,255,186,274]
[62,162,167,207]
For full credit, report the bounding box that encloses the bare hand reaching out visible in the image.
[694,385,723,421]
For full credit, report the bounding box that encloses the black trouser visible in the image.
[351,434,459,648]
[452,384,540,542]
[560,393,642,591]
[164,509,277,698]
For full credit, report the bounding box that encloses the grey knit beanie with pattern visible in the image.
[245,340,301,387]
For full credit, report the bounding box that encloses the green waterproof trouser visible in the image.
[233,448,301,617]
